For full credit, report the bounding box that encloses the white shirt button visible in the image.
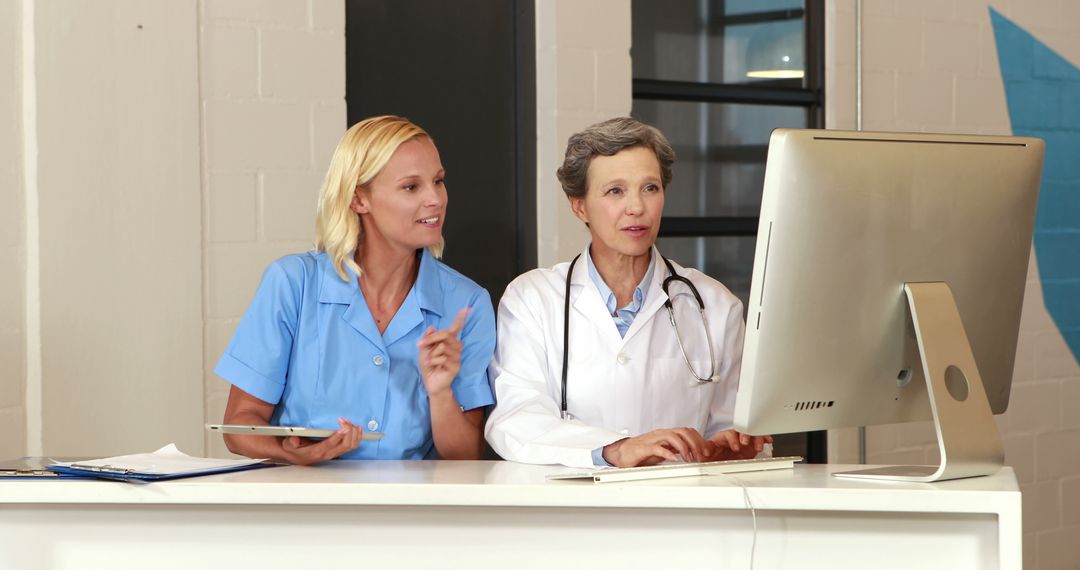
[617,353,630,365]
[367,419,379,431]
[372,355,385,366]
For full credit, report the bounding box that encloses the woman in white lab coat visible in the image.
[485,117,770,469]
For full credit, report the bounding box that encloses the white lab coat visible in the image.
[485,245,746,468]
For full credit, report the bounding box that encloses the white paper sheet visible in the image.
[53,444,266,476]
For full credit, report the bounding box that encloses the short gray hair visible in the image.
[556,117,676,199]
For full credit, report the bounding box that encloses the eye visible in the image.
[403,183,418,192]
[644,183,661,193]
[604,186,624,196]
[434,178,445,186]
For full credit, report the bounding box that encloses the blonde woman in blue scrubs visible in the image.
[215,116,495,465]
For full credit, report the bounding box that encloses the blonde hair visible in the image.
[315,115,444,281]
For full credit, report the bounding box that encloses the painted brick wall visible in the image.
[826,1,1080,567]
[3,1,207,458]
[536,0,633,267]
[199,0,346,457]
[0,0,25,459]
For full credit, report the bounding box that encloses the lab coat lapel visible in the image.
[622,247,670,345]
[568,250,623,344]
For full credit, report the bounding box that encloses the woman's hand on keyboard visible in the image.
[602,428,713,467]
[705,430,773,461]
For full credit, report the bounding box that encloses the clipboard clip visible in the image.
[68,463,137,475]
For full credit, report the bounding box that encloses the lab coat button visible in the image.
[372,355,385,366]
[367,419,379,431]
[617,353,630,365]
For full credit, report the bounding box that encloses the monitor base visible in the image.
[833,282,1005,483]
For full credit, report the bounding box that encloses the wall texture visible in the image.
[825,1,1080,567]
[535,0,632,267]
[0,0,345,460]
[199,0,346,458]
[0,0,26,460]
[34,1,204,456]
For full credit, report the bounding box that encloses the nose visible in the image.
[625,189,644,215]
[422,183,445,208]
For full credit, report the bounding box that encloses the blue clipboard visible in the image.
[48,461,275,481]
[44,444,279,482]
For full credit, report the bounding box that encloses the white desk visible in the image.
[0,462,1020,569]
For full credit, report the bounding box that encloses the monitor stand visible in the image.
[833,282,1005,483]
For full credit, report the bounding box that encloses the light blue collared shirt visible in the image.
[214,249,496,460]
[585,247,656,466]
[585,248,655,338]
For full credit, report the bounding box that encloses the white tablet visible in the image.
[206,424,384,440]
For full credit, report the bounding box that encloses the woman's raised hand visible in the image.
[417,308,469,397]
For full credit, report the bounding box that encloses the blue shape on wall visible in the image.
[991,8,1080,365]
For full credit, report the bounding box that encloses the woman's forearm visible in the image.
[222,385,295,461]
[428,390,485,459]
[221,411,294,463]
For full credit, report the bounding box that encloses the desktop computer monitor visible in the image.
[733,129,1044,482]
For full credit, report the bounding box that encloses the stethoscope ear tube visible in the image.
[660,258,704,310]
[560,253,718,420]
[561,254,580,420]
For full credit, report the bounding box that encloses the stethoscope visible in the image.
[560,253,719,420]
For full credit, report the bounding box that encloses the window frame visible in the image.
[633,0,825,239]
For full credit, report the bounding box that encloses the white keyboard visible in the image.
[546,456,802,484]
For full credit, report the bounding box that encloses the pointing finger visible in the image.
[448,308,470,336]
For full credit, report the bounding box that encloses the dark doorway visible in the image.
[346,0,537,304]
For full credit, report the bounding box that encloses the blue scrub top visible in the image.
[214,249,496,459]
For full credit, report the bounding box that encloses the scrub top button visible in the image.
[617,353,630,365]
[367,419,379,431]
[372,355,385,366]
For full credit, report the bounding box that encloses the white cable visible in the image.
[723,473,758,570]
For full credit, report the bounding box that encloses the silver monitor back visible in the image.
[734,129,1044,437]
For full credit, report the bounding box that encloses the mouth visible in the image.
[622,225,650,236]
[417,215,441,227]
